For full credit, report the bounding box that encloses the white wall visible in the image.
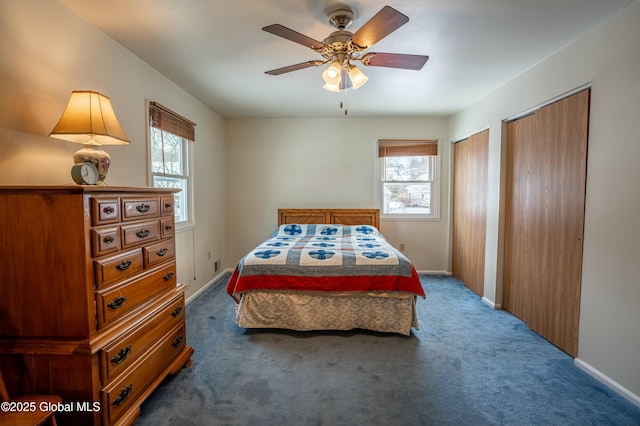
[449,1,640,400]
[0,0,226,300]
[225,117,450,272]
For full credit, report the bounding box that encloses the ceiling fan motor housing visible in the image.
[328,8,354,30]
[321,30,357,62]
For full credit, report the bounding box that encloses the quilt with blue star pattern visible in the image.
[227,224,425,301]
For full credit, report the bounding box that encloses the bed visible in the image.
[226,209,426,336]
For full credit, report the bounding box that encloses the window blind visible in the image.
[378,139,438,157]
[149,102,196,142]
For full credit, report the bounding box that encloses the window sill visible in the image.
[175,222,195,234]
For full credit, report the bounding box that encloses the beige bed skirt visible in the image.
[235,291,419,336]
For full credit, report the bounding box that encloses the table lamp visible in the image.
[49,90,130,185]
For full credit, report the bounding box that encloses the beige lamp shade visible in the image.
[49,91,130,185]
[49,91,130,146]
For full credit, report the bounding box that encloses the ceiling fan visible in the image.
[262,5,429,92]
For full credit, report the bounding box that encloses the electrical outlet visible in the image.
[208,251,211,260]
[214,259,221,272]
[399,243,405,251]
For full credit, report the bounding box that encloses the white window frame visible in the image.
[374,140,441,221]
[147,102,195,229]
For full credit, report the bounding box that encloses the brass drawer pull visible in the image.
[165,225,173,231]
[171,306,183,317]
[163,272,175,281]
[112,384,132,407]
[136,229,150,238]
[103,235,114,244]
[116,260,132,271]
[172,335,183,347]
[103,206,115,214]
[136,204,150,213]
[110,346,132,365]
[107,296,126,310]
[165,202,173,209]
[156,248,168,256]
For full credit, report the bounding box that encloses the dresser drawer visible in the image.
[161,217,175,239]
[100,295,185,384]
[91,226,120,257]
[102,323,186,425]
[161,195,175,216]
[92,197,120,225]
[94,249,144,289]
[122,197,160,221]
[144,239,175,268]
[96,263,177,328]
[121,220,160,249]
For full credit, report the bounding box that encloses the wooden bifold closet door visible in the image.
[452,129,489,296]
[503,89,590,357]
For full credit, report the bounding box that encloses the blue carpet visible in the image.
[136,274,640,425]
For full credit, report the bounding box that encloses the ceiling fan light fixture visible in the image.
[322,82,341,92]
[348,65,369,89]
[322,61,342,84]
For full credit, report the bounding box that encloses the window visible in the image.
[148,102,196,225]
[378,139,439,219]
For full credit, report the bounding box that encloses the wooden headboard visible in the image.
[278,208,380,229]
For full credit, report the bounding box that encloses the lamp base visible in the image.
[73,144,110,184]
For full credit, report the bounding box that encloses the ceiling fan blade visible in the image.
[263,24,325,50]
[265,61,323,75]
[361,53,429,70]
[349,6,409,49]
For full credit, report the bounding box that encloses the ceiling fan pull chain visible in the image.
[344,90,349,116]
[339,92,348,116]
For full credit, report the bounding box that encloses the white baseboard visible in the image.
[482,297,502,310]
[574,358,640,408]
[185,268,233,305]
[416,270,452,275]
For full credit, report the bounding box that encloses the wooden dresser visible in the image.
[0,186,194,425]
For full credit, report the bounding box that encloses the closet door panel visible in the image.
[503,89,589,357]
[504,114,539,322]
[452,129,488,296]
[534,91,588,355]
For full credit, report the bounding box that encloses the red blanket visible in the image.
[226,266,425,303]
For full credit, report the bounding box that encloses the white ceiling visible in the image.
[58,0,635,118]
